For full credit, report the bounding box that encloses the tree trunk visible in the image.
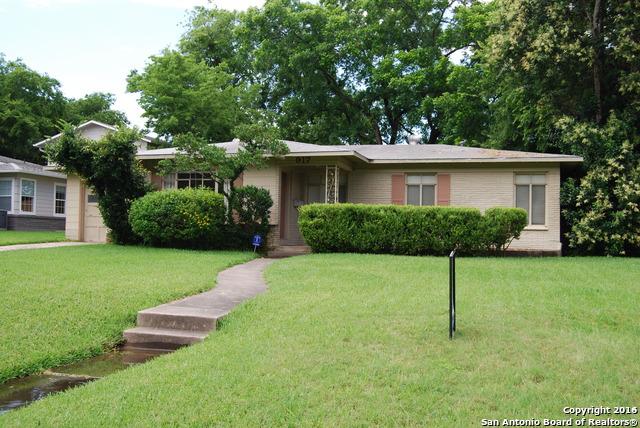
[592,0,606,125]
[372,120,384,145]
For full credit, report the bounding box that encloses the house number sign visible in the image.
[295,156,311,164]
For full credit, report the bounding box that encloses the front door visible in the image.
[280,167,325,245]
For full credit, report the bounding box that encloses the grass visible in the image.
[3,254,639,426]
[0,230,66,246]
[0,245,254,383]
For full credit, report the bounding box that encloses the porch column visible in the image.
[325,165,339,204]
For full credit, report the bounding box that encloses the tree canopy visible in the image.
[128,0,491,146]
[0,54,128,163]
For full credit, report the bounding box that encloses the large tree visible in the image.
[64,92,129,127]
[0,54,130,163]
[0,55,66,163]
[480,0,640,154]
[129,0,489,146]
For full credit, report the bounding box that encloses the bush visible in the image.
[129,188,226,249]
[298,204,527,256]
[482,207,528,252]
[227,186,273,248]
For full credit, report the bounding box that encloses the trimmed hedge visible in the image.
[298,204,527,255]
[129,188,226,249]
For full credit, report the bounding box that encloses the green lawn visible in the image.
[0,245,254,383]
[0,230,66,246]
[3,254,640,426]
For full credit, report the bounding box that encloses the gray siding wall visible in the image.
[1,173,66,219]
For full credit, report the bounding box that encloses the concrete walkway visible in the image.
[123,257,277,349]
[0,241,94,252]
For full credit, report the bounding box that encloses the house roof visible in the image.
[33,120,153,148]
[0,155,66,179]
[137,140,583,164]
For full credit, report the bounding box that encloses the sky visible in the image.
[0,0,265,129]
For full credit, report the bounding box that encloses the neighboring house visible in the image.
[0,155,67,231]
[33,120,151,242]
[36,122,583,254]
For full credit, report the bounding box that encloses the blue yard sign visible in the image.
[252,234,263,252]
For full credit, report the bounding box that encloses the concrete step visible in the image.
[123,327,209,350]
[267,245,312,258]
[137,308,218,332]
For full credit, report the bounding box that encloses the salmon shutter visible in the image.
[391,174,405,205]
[233,173,243,188]
[437,174,451,206]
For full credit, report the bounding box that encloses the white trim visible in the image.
[19,178,37,215]
[0,177,13,214]
[53,182,66,217]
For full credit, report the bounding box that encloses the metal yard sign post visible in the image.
[449,248,457,339]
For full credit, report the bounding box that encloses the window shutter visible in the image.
[437,174,450,206]
[233,173,243,188]
[391,174,405,205]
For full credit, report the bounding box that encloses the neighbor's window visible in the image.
[515,174,546,226]
[20,179,35,213]
[406,174,436,206]
[0,179,12,212]
[162,173,176,189]
[176,172,216,190]
[54,184,66,215]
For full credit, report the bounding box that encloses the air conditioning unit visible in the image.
[0,210,7,230]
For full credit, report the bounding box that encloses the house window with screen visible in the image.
[176,173,216,190]
[54,184,66,215]
[515,174,546,225]
[20,179,35,213]
[0,179,12,212]
[406,174,436,206]
[162,173,176,189]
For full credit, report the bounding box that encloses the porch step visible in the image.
[123,327,209,350]
[137,307,219,332]
[267,245,312,258]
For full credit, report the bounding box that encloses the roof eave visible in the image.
[283,150,370,162]
[367,157,583,164]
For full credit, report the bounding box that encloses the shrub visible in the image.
[129,188,226,249]
[226,186,273,249]
[298,204,527,256]
[482,207,528,252]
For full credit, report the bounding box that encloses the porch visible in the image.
[277,164,348,247]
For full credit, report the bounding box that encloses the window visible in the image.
[176,172,216,190]
[406,174,436,206]
[54,184,66,215]
[162,173,176,190]
[20,179,35,213]
[0,179,12,212]
[515,174,546,226]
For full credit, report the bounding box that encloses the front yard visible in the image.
[3,254,638,426]
[0,230,66,246]
[0,245,254,383]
